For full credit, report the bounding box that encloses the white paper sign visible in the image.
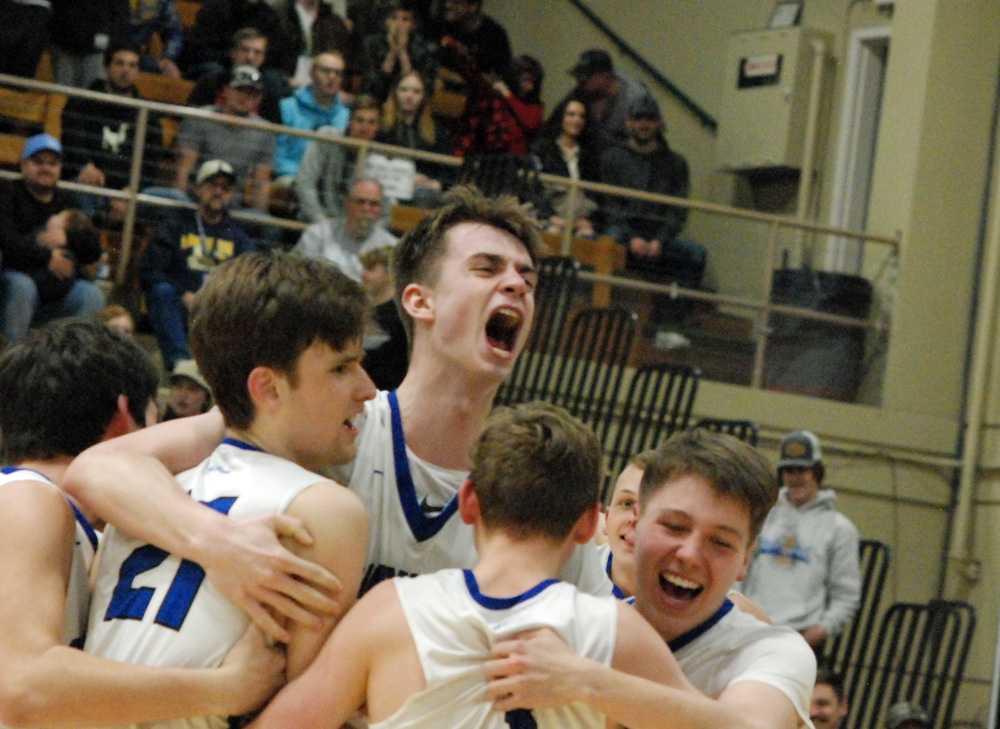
[364,154,416,201]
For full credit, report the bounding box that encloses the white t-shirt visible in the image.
[371,569,617,729]
[331,391,608,596]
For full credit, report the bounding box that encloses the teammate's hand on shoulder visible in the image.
[202,514,344,644]
[484,628,588,711]
[221,623,286,715]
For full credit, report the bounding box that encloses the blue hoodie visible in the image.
[274,86,350,177]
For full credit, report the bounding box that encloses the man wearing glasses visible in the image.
[294,177,397,283]
[275,51,350,180]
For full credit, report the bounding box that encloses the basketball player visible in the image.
[486,430,817,729]
[0,320,284,728]
[249,402,694,729]
[84,253,372,725]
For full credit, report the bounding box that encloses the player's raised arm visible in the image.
[63,410,344,643]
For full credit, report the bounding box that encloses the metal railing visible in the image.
[0,72,902,397]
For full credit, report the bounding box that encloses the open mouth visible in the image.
[485,306,522,353]
[659,572,703,601]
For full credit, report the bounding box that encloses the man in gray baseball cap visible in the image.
[885,700,930,729]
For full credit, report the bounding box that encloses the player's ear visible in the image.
[457,479,480,525]
[246,365,281,412]
[401,282,433,324]
[101,394,140,441]
[572,503,601,545]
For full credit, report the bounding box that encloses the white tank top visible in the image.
[85,439,324,729]
[370,569,618,729]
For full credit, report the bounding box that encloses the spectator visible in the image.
[294,177,397,282]
[97,303,136,336]
[49,0,129,88]
[181,1,286,78]
[27,209,103,305]
[127,0,184,78]
[359,246,407,390]
[275,50,350,180]
[0,134,104,343]
[599,94,706,306]
[60,42,167,218]
[885,701,930,729]
[741,430,862,650]
[376,70,451,202]
[295,94,381,223]
[0,0,50,78]
[270,0,352,87]
[531,95,600,237]
[187,27,290,125]
[174,65,274,212]
[359,0,437,102]
[162,358,212,420]
[453,53,544,157]
[140,159,255,369]
[437,0,510,79]
[566,48,649,148]
[811,668,849,729]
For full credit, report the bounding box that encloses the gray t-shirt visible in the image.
[178,106,275,202]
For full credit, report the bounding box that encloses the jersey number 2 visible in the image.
[103,497,237,631]
[505,710,537,728]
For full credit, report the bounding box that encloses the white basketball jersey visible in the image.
[371,569,617,729]
[591,543,633,601]
[331,391,608,596]
[85,439,323,729]
[1,466,97,648]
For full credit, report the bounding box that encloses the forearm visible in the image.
[2,646,238,729]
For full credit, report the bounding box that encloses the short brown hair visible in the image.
[469,401,601,541]
[360,245,394,271]
[352,93,381,116]
[189,251,366,429]
[639,429,776,543]
[392,185,541,341]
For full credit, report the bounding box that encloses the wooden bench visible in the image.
[0,86,66,167]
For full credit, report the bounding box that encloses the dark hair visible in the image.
[0,319,158,462]
[506,54,544,104]
[189,251,367,430]
[63,209,102,266]
[392,185,541,342]
[232,27,267,49]
[352,93,382,117]
[639,429,777,544]
[103,41,142,69]
[815,667,846,701]
[470,402,601,540]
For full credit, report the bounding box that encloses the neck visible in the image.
[25,182,54,203]
[225,424,318,472]
[628,137,658,155]
[557,132,577,150]
[400,109,417,125]
[472,530,570,595]
[199,207,224,225]
[610,558,637,597]
[311,87,335,107]
[395,358,499,469]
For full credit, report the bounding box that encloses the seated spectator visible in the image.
[376,70,452,201]
[140,159,255,369]
[885,702,930,729]
[49,0,129,89]
[162,358,212,420]
[294,177,396,282]
[270,0,352,87]
[359,246,407,390]
[359,0,437,102]
[810,668,849,729]
[60,42,167,218]
[565,48,650,148]
[181,1,286,79]
[599,94,705,300]
[127,0,184,78]
[275,51,350,180]
[295,95,381,223]
[28,209,102,305]
[531,95,600,237]
[187,27,290,125]
[0,135,104,343]
[437,0,511,80]
[173,65,274,212]
[741,430,862,651]
[97,303,136,336]
[453,53,543,158]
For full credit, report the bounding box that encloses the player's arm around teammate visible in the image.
[63,409,346,644]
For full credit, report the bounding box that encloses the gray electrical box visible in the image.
[717,27,831,171]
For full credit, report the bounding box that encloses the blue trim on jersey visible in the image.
[222,437,263,452]
[605,551,628,600]
[69,501,100,551]
[1,465,50,479]
[462,569,560,610]
[388,390,459,542]
[667,598,734,653]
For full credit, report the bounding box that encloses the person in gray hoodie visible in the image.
[740,430,861,650]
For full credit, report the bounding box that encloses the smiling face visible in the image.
[410,222,536,382]
[606,463,641,587]
[810,682,848,729]
[561,100,586,139]
[277,339,375,472]
[782,465,820,507]
[635,473,753,642]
